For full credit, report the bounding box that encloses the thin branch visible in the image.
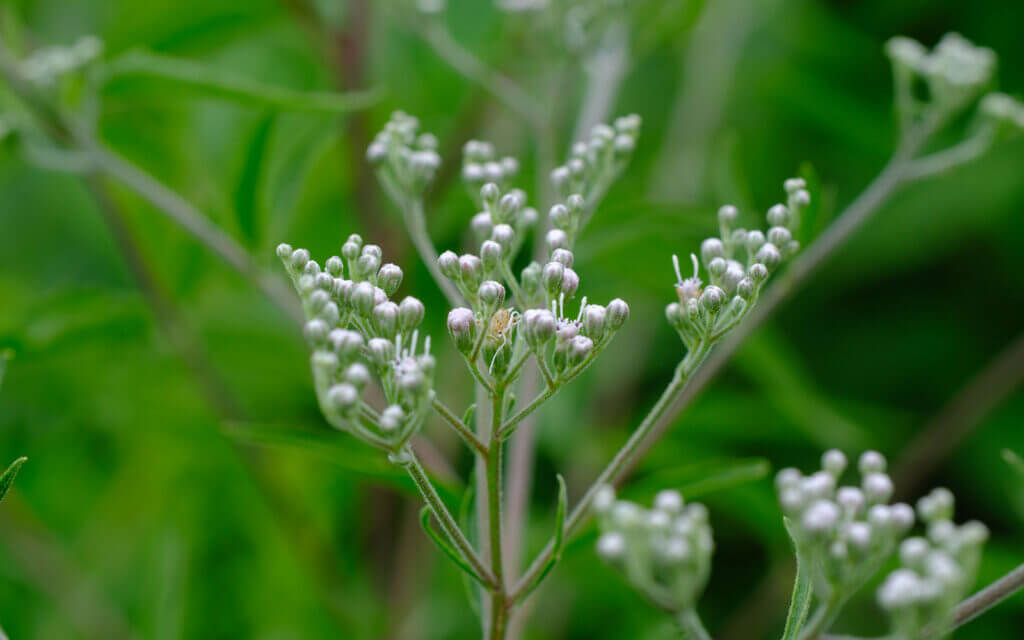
[432,396,489,457]
[417,20,546,132]
[951,562,1024,628]
[402,448,498,590]
[401,198,464,308]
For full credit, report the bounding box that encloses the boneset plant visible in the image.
[2,11,1023,640]
[274,31,1024,640]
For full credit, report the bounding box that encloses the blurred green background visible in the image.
[1,0,1022,638]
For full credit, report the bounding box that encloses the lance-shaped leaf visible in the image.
[0,457,27,504]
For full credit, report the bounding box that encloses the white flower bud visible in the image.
[776,468,802,491]
[568,335,593,367]
[837,487,866,515]
[900,537,930,568]
[606,298,629,331]
[561,268,580,298]
[551,248,574,268]
[822,449,848,477]
[846,521,873,549]
[748,263,768,283]
[377,263,403,296]
[755,243,782,271]
[766,204,790,227]
[745,230,766,253]
[868,504,892,529]
[367,338,395,367]
[344,363,370,390]
[708,257,727,278]
[802,471,836,500]
[312,350,339,377]
[478,280,506,312]
[398,296,425,332]
[447,308,476,353]
[290,248,311,270]
[700,238,725,265]
[654,489,684,515]
[480,240,503,272]
[327,383,358,416]
[492,224,515,250]
[471,212,493,239]
[480,182,500,207]
[352,281,376,316]
[593,485,616,514]
[859,450,887,474]
[767,226,792,247]
[803,500,840,533]
[276,243,293,260]
[784,178,806,194]
[890,503,915,532]
[304,319,329,347]
[459,254,483,290]
[341,241,360,261]
[373,301,400,339]
[596,532,626,561]
[541,261,565,296]
[583,304,606,342]
[700,285,726,313]
[545,229,569,251]
[521,262,542,296]
[863,473,894,504]
[379,405,405,432]
[717,205,738,227]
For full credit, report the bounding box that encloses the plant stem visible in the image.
[418,21,546,132]
[951,561,1024,628]
[511,340,711,601]
[675,609,713,640]
[432,397,489,456]
[403,198,464,307]
[488,390,509,639]
[402,447,497,590]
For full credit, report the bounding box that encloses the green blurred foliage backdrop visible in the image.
[1,0,1022,638]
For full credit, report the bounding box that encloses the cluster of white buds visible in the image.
[666,178,809,350]
[520,257,629,380]
[19,35,103,87]
[777,450,915,602]
[550,114,641,208]
[877,488,988,640]
[367,111,442,198]
[461,181,538,259]
[462,139,522,196]
[276,237,434,453]
[593,486,714,613]
[886,34,996,115]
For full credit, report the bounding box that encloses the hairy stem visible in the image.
[432,397,489,457]
[512,340,711,601]
[403,448,497,589]
[675,608,713,640]
[488,390,509,639]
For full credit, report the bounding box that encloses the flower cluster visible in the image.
[461,139,522,195]
[550,114,641,218]
[593,486,714,613]
[666,178,809,351]
[878,488,988,640]
[276,237,433,453]
[19,35,103,88]
[777,450,915,601]
[886,33,996,115]
[367,111,442,199]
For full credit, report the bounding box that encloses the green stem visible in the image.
[675,609,713,640]
[488,390,509,639]
[511,340,711,601]
[402,447,497,590]
[432,397,489,456]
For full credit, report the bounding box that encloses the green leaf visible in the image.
[515,474,567,602]
[418,506,486,587]
[462,404,477,430]
[102,50,382,114]
[0,457,27,504]
[626,458,772,501]
[781,517,814,640]
[1003,449,1024,478]
[234,114,275,246]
